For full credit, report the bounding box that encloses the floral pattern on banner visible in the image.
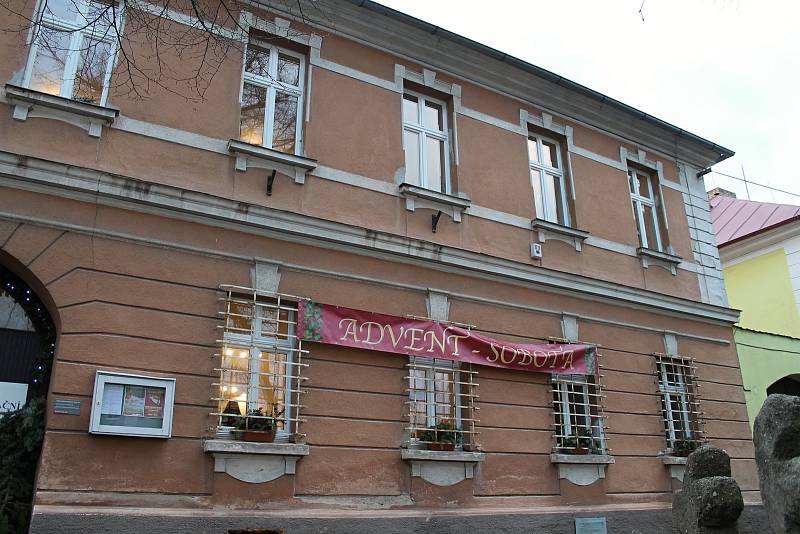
[299,300,322,341]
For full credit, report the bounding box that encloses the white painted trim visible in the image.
[0,150,739,326]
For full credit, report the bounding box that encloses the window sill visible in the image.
[203,438,309,484]
[401,448,485,486]
[5,83,119,138]
[637,247,683,275]
[550,453,614,486]
[227,139,318,184]
[660,454,688,481]
[398,183,472,223]
[531,219,590,251]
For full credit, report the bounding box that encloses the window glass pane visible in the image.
[219,346,249,425]
[527,137,539,163]
[434,370,456,422]
[636,172,651,199]
[628,170,636,194]
[424,100,443,130]
[542,173,559,223]
[272,91,298,154]
[239,83,266,145]
[531,170,544,220]
[256,352,287,431]
[277,53,300,86]
[84,2,115,36]
[402,94,419,124]
[643,204,660,250]
[551,174,566,225]
[30,29,70,96]
[43,0,79,21]
[244,45,270,78]
[426,136,445,193]
[259,303,291,340]
[403,129,420,185]
[542,140,559,168]
[72,38,112,104]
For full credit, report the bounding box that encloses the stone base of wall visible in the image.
[30,505,768,533]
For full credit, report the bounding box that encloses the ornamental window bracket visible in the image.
[398,183,472,226]
[228,139,318,187]
[638,247,682,275]
[400,448,486,487]
[5,84,119,138]
[203,440,310,484]
[531,218,590,251]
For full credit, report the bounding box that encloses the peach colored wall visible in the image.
[0,186,756,510]
[0,1,706,302]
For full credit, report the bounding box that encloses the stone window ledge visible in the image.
[203,439,309,484]
[532,219,590,251]
[550,453,614,486]
[660,454,688,481]
[401,448,485,487]
[227,139,318,184]
[398,183,472,223]
[637,247,682,275]
[5,83,119,138]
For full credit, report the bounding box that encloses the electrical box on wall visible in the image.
[531,242,543,259]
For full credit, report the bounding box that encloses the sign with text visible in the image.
[298,300,596,375]
[0,381,28,413]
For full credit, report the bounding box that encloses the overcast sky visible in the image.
[375,0,800,205]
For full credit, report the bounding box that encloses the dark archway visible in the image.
[767,374,800,397]
[0,263,56,533]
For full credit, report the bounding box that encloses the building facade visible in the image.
[0,0,759,531]
[710,191,800,426]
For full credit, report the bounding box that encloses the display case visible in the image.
[89,371,176,438]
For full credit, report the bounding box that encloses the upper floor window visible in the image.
[402,92,451,194]
[23,0,119,105]
[628,168,665,251]
[239,41,305,155]
[528,135,570,226]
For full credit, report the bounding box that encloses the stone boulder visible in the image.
[753,394,800,533]
[673,445,743,533]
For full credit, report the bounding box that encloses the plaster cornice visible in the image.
[260,0,732,168]
[0,150,739,325]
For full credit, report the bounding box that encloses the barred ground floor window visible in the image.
[655,353,704,452]
[551,373,608,454]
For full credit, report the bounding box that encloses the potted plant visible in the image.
[419,420,458,451]
[559,429,595,455]
[672,439,700,457]
[234,407,282,443]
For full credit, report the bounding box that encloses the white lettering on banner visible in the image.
[0,382,28,413]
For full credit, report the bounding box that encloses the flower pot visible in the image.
[674,449,692,457]
[241,430,276,443]
[426,442,455,451]
[574,446,590,455]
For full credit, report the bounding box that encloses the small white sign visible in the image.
[0,381,28,413]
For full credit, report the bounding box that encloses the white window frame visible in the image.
[22,0,121,106]
[628,168,664,251]
[402,90,452,194]
[657,359,693,447]
[239,39,305,155]
[89,371,176,438]
[220,300,298,439]
[528,134,570,226]
[551,373,606,452]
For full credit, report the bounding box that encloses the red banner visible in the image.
[298,300,596,375]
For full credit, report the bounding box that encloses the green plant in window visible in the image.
[418,419,458,444]
[234,405,283,432]
[672,439,700,457]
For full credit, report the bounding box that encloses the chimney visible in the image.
[708,187,736,200]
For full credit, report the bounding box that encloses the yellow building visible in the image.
[711,188,800,425]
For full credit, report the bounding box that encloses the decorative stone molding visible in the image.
[228,139,318,184]
[5,84,118,138]
[252,260,281,294]
[398,183,471,223]
[401,448,485,487]
[426,290,450,321]
[550,453,615,486]
[532,219,590,251]
[661,454,688,482]
[203,439,309,484]
[637,247,682,275]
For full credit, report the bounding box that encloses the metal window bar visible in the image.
[654,353,705,449]
[213,286,308,440]
[406,356,480,447]
[547,341,609,454]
